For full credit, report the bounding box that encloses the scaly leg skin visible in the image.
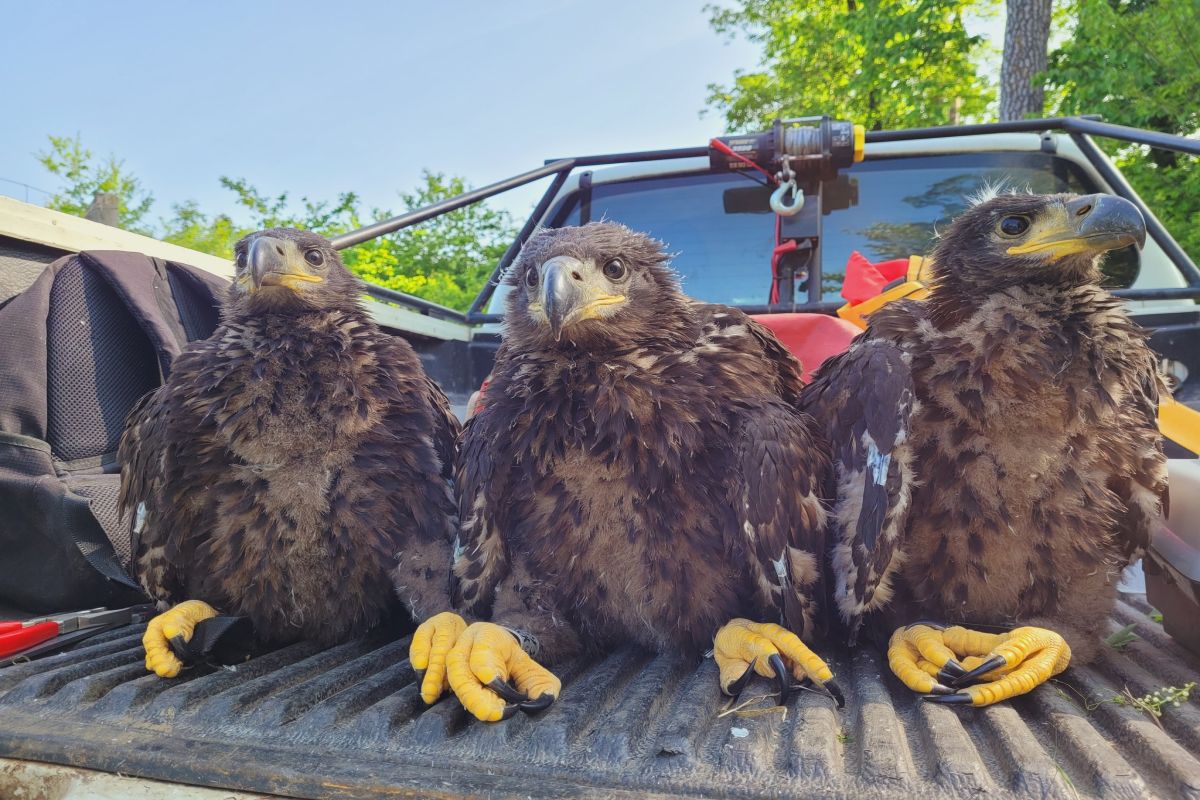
[713,619,844,708]
[143,599,218,678]
[410,612,561,722]
[411,611,468,704]
[888,623,1072,706]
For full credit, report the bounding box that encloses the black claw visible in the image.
[487,678,528,704]
[923,692,974,704]
[723,658,757,698]
[953,655,1007,687]
[937,659,967,683]
[519,693,555,714]
[928,682,957,695]
[768,654,792,705]
[823,679,846,709]
[907,619,948,631]
[167,634,191,661]
[500,703,519,720]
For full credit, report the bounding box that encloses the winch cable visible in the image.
[709,138,797,305]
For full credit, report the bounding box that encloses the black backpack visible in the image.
[0,251,228,612]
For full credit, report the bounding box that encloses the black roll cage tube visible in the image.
[328,116,1200,326]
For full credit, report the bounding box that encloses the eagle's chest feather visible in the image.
[506,363,744,649]
[188,320,397,634]
[900,300,1128,619]
[213,321,384,464]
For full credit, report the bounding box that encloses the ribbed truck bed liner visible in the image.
[0,595,1197,799]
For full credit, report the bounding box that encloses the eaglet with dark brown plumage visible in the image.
[119,228,459,677]
[801,192,1168,706]
[410,222,843,723]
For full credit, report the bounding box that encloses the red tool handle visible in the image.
[0,621,58,658]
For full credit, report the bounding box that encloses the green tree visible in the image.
[159,201,247,259]
[192,172,518,310]
[38,134,516,312]
[1045,0,1200,259]
[158,171,515,311]
[341,172,515,311]
[705,0,994,131]
[37,134,154,232]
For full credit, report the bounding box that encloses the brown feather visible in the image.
[120,229,459,646]
[451,223,831,662]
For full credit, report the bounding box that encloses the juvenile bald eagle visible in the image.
[801,193,1166,705]
[409,222,841,722]
[119,228,459,677]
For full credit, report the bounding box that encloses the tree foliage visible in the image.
[37,134,154,232]
[705,0,994,131]
[1045,0,1200,259]
[37,135,516,311]
[338,173,515,312]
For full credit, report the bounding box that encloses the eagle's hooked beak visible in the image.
[540,256,626,340]
[248,236,324,291]
[1007,194,1147,261]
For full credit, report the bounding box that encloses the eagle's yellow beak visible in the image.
[537,256,626,339]
[1007,194,1147,261]
[248,236,325,292]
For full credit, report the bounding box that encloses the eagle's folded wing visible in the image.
[1104,336,1170,562]
[731,399,831,639]
[802,335,917,640]
[450,407,511,618]
[118,352,213,605]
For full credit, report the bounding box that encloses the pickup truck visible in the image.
[0,116,1198,800]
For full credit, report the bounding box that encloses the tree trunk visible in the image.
[1000,0,1053,121]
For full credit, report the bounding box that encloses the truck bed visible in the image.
[0,595,1196,799]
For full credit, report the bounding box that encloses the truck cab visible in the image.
[0,118,1197,799]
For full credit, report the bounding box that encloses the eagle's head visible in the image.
[228,228,364,313]
[931,192,1146,292]
[504,222,684,349]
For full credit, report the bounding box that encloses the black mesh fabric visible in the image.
[46,264,160,462]
[167,267,221,342]
[67,476,131,569]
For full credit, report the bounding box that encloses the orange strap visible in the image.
[837,256,932,329]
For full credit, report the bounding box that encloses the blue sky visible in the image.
[3,3,1004,228]
[2,1,767,224]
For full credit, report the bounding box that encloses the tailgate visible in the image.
[0,595,1197,799]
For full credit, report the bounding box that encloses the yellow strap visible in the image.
[836,280,931,329]
[1160,398,1200,455]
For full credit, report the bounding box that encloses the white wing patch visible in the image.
[866,439,891,486]
[771,552,788,584]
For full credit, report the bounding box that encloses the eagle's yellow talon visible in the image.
[142,599,218,678]
[714,618,840,705]
[891,624,1071,705]
[888,627,949,694]
[442,622,559,722]
[410,611,468,704]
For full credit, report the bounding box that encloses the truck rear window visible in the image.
[547,152,1138,307]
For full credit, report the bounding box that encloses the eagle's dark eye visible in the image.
[602,258,627,280]
[304,249,325,267]
[999,215,1031,237]
[524,267,538,288]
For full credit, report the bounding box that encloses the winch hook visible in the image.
[770,156,804,216]
[770,180,804,216]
